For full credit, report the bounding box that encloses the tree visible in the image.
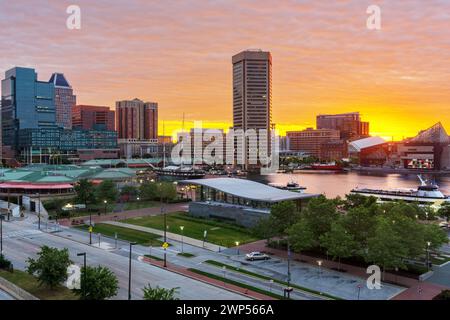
[343,206,376,252]
[268,201,300,236]
[159,182,177,202]
[96,180,118,203]
[287,218,315,259]
[252,217,277,243]
[391,216,425,259]
[142,285,179,300]
[140,182,159,200]
[344,193,377,210]
[301,196,339,240]
[319,220,357,270]
[75,179,96,208]
[422,223,448,251]
[437,203,450,223]
[120,185,138,197]
[27,246,72,289]
[74,266,118,300]
[433,290,450,300]
[366,217,408,277]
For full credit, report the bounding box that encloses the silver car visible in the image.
[245,252,270,261]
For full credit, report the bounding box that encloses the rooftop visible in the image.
[182,178,320,202]
[349,136,386,152]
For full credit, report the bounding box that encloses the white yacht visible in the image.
[351,175,450,205]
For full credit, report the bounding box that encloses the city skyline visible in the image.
[0,1,449,140]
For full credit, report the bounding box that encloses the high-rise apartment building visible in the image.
[316,112,369,140]
[232,49,272,169]
[116,98,158,158]
[49,73,76,129]
[73,105,115,131]
[287,128,340,159]
[116,98,158,140]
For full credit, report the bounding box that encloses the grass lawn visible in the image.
[0,269,78,300]
[123,212,260,247]
[144,254,164,261]
[177,252,195,258]
[123,200,159,211]
[75,223,164,246]
[203,260,339,300]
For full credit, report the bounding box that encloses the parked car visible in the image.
[245,252,270,261]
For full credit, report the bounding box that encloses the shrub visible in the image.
[0,254,13,271]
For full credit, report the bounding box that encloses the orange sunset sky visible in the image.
[0,0,449,140]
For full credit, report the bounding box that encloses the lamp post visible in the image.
[89,206,92,245]
[103,200,108,215]
[317,260,323,295]
[37,192,41,230]
[180,226,184,253]
[128,242,137,300]
[77,252,87,300]
[160,182,168,267]
[0,214,4,254]
[287,241,292,299]
[426,241,431,271]
[235,241,240,255]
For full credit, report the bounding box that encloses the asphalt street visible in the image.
[0,216,248,300]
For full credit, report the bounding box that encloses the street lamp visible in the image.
[128,242,137,300]
[77,252,87,300]
[180,226,185,253]
[426,241,431,271]
[37,192,41,230]
[103,200,108,215]
[235,241,240,255]
[0,214,4,254]
[317,260,323,295]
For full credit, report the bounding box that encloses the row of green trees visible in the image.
[23,245,178,300]
[74,179,178,208]
[254,194,448,274]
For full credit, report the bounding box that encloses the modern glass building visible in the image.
[1,67,57,149]
[2,67,118,163]
[49,73,76,129]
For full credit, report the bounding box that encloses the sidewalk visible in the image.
[58,203,188,227]
[391,282,448,300]
[239,240,419,287]
[104,220,225,252]
[141,256,274,300]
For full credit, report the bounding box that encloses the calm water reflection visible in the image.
[249,172,450,198]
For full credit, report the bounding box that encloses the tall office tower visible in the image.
[316,112,369,140]
[1,67,57,151]
[115,98,158,139]
[73,105,115,131]
[49,73,76,129]
[232,49,272,169]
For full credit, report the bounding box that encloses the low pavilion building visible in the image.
[180,178,320,227]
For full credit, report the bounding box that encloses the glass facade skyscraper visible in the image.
[2,67,118,162]
[49,73,76,129]
[1,67,57,149]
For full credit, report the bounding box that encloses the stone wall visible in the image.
[188,202,269,228]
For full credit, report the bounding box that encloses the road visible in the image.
[0,216,248,300]
[0,289,13,300]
